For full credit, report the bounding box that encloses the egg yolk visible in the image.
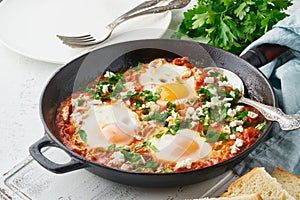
[102,123,134,145]
[157,83,190,101]
[180,140,200,157]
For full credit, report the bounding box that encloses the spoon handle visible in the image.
[239,97,300,131]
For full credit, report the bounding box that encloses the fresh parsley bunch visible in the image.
[178,0,292,54]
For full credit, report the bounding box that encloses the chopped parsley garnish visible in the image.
[119,148,143,167]
[237,110,249,119]
[255,121,267,131]
[77,129,87,143]
[135,62,143,71]
[84,71,124,100]
[205,130,229,143]
[134,141,159,152]
[158,167,173,173]
[205,130,220,143]
[77,98,86,106]
[143,161,159,169]
[143,111,170,124]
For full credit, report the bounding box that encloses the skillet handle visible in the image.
[240,44,295,68]
[29,135,87,173]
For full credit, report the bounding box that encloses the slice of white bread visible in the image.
[221,167,296,200]
[198,193,262,200]
[272,167,300,200]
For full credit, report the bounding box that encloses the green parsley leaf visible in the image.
[255,121,267,131]
[135,62,143,71]
[206,129,219,143]
[134,141,159,152]
[158,167,173,173]
[219,133,229,141]
[237,110,249,119]
[77,98,86,106]
[143,161,159,169]
[77,129,87,143]
[119,149,143,167]
[107,144,116,151]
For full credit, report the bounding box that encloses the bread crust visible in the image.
[221,167,295,200]
[198,193,263,200]
[272,167,300,200]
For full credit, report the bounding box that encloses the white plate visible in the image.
[0,0,172,64]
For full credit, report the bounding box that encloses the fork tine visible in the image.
[57,34,97,46]
[56,34,92,39]
[62,41,100,48]
[62,37,96,43]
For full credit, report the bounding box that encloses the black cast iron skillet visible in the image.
[29,39,276,188]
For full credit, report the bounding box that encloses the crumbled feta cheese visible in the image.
[90,99,102,105]
[71,112,83,127]
[102,84,109,94]
[222,97,233,102]
[191,112,200,121]
[230,138,243,154]
[235,105,244,112]
[204,77,215,84]
[196,107,204,116]
[149,120,156,128]
[191,121,198,128]
[229,134,236,140]
[125,100,131,106]
[203,96,220,108]
[108,151,125,165]
[218,81,231,87]
[104,71,115,77]
[230,145,239,154]
[229,90,236,98]
[236,125,244,133]
[227,108,237,117]
[134,135,142,140]
[223,125,231,134]
[120,163,131,171]
[224,103,231,108]
[248,111,258,119]
[174,158,193,170]
[186,107,195,115]
[229,120,243,127]
[208,88,217,96]
[235,138,244,147]
[166,114,176,126]
[204,115,210,125]
[171,110,178,117]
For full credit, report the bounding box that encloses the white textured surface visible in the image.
[0,44,60,176]
[0,0,299,198]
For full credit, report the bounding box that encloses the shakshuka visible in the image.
[56,57,266,173]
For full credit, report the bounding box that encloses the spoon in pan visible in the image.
[205,67,300,131]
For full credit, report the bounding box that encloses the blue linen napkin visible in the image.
[234,9,300,176]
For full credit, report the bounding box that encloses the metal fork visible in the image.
[57,0,191,48]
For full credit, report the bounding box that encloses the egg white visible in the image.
[150,129,212,163]
[79,103,140,148]
[138,59,197,104]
